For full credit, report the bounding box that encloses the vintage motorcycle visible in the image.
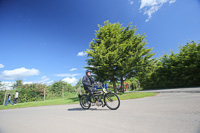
[78,84,120,110]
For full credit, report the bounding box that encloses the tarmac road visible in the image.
[0,87,200,133]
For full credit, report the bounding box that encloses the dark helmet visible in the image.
[85,70,91,74]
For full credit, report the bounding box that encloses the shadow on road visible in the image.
[68,107,109,111]
[197,122,200,133]
[68,108,85,111]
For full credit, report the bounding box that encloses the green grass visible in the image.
[0,92,156,110]
[117,92,156,100]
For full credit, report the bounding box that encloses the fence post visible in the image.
[75,85,81,97]
[62,86,64,99]
[44,87,45,101]
[3,89,7,106]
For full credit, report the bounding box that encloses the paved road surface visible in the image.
[0,87,200,133]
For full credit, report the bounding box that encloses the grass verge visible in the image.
[0,92,156,110]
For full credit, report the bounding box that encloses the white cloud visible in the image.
[39,76,49,83]
[0,81,32,90]
[69,68,77,71]
[89,65,94,68]
[169,0,176,4]
[62,77,78,86]
[0,67,39,80]
[0,64,5,68]
[0,80,53,90]
[77,51,87,56]
[56,73,80,86]
[23,81,34,85]
[0,81,33,90]
[41,76,50,82]
[55,73,80,77]
[128,0,134,5]
[139,0,176,22]
[39,76,54,85]
[0,81,14,90]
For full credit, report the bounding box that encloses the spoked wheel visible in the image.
[80,95,91,109]
[104,93,120,110]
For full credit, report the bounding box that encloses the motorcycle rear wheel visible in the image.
[80,95,91,109]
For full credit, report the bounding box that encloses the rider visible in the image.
[82,70,97,103]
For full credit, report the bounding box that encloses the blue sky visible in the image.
[0,0,200,88]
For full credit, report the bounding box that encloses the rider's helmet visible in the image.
[85,70,91,75]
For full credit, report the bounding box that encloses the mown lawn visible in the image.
[0,92,156,110]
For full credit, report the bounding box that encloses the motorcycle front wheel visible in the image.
[104,93,120,110]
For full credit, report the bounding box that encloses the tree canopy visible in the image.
[142,41,200,89]
[85,21,155,92]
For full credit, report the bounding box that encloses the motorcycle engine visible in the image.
[96,100,103,106]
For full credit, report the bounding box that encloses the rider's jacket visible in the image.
[82,75,94,90]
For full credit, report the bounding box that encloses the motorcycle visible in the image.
[78,84,120,110]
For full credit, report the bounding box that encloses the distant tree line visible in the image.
[142,41,200,89]
[0,80,82,105]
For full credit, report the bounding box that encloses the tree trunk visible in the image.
[112,80,117,93]
[120,76,124,93]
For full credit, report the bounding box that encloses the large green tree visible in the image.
[85,21,155,92]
